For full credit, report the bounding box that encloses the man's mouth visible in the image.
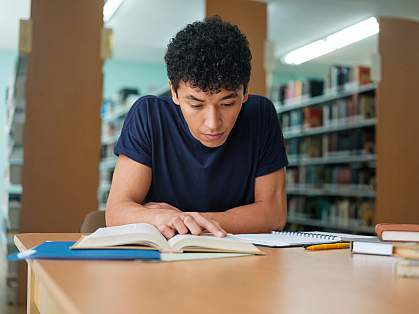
[202,132,225,141]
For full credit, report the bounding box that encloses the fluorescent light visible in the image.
[103,0,124,23]
[326,17,379,49]
[282,17,379,65]
[282,40,336,66]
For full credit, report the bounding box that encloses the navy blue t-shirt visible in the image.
[114,94,288,212]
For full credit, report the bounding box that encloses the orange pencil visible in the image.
[305,242,350,251]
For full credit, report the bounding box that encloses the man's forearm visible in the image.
[203,200,287,234]
[105,201,160,226]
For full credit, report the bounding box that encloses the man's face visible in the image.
[170,81,249,148]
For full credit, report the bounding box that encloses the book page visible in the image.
[160,252,251,262]
[167,234,261,254]
[74,223,171,252]
[90,223,161,237]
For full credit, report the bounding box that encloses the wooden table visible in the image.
[15,233,419,314]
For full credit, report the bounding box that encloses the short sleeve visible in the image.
[255,98,288,177]
[114,97,152,167]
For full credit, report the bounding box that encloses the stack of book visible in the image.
[351,224,419,279]
[377,224,419,279]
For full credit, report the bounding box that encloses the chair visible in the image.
[80,210,106,233]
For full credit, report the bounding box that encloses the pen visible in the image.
[304,242,350,251]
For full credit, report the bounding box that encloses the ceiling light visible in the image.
[282,40,336,66]
[103,0,125,23]
[282,17,379,65]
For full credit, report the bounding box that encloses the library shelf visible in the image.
[283,117,376,139]
[8,184,22,195]
[286,215,375,234]
[275,82,377,114]
[287,153,376,166]
[286,184,376,198]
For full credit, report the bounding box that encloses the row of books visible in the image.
[286,165,375,186]
[288,196,375,227]
[286,129,375,157]
[273,79,324,104]
[271,65,372,104]
[280,94,375,130]
[329,65,371,90]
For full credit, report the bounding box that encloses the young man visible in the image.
[105,16,288,239]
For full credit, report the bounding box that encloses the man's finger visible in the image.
[159,225,176,239]
[192,213,226,237]
[182,215,203,235]
[171,217,189,235]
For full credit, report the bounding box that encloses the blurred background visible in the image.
[1,0,419,312]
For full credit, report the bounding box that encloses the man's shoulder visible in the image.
[131,95,172,110]
[128,95,175,119]
[242,94,276,117]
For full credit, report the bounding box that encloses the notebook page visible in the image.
[235,232,341,247]
[303,231,375,241]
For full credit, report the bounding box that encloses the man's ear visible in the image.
[168,80,180,105]
[242,91,249,103]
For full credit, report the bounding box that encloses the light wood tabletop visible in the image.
[15,233,419,314]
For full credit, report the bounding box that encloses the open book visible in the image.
[72,223,262,254]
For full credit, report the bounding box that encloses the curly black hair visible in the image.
[165,16,252,94]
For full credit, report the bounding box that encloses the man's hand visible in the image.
[143,202,226,239]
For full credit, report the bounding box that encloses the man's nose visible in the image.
[204,107,222,131]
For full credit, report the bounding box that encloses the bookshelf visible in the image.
[273,66,377,234]
[282,117,376,139]
[2,54,27,305]
[275,82,376,114]
[98,88,170,210]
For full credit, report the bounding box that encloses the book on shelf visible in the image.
[287,196,375,229]
[303,107,323,128]
[328,65,371,91]
[281,97,375,134]
[355,66,372,86]
[375,223,419,242]
[72,223,263,255]
[276,79,324,104]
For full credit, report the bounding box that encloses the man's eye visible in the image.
[190,104,203,109]
[222,102,235,107]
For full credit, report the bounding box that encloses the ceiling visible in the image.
[1,0,419,67]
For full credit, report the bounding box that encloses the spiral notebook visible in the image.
[234,231,342,247]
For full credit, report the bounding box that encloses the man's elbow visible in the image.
[105,204,117,227]
[270,203,287,231]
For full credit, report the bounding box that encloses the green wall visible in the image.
[103,59,168,99]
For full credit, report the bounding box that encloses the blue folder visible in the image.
[8,241,160,261]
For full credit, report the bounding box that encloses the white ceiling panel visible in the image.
[1,0,418,65]
[0,0,30,51]
[106,0,205,62]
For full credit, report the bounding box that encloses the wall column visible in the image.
[206,0,267,96]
